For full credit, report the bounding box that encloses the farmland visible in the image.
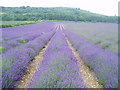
[64,22,118,55]
[0,21,118,88]
[0,21,44,28]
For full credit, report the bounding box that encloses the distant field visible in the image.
[0,21,44,28]
[1,22,118,88]
[63,22,118,55]
[0,21,23,23]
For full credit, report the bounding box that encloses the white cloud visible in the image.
[0,0,119,16]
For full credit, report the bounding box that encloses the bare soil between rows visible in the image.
[62,30,103,88]
[16,25,103,88]
[16,33,55,88]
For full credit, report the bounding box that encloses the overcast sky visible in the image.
[0,0,119,16]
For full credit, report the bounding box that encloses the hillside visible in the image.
[0,6,118,23]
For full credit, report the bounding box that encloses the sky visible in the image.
[0,0,119,16]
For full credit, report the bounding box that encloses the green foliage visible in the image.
[111,46,118,50]
[101,42,111,49]
[118,40,120,43]
[100,79,106,86]
[0,6,118,23]
[0,21,43,28]
[118,80,120,87]
[69,84,75,88]
[19,39,28,44]
[95,40,102,44]
[0,46,6,53]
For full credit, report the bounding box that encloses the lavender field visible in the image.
[64,22,118,55]
[0,22,118,88]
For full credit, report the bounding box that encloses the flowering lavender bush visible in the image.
[64,22,118,55]
[28,30,87,88]
[1,22,57,53]
[1,22,55,40]
[1,33,42,53]
[64,30,118,88]
[1,22,56,88]
[2,30,55,88]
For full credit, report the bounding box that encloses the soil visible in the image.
[62,28,103,88]
[16,33,55,88]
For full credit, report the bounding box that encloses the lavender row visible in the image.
[63,22,118,55]
[63,30,118,88]
[0,32,39,44]
[1,30,55,88]
[1,32,42,53]
[28,30,87,88]
[1,22,56,40]
[1,22,57,53]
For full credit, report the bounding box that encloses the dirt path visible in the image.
[16,33,55,88]
[15,24,103,88]
[61,29,103,88]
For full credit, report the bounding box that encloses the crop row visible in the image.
[1,33,42,53]
[1,22,56,53]
[63,23,118,55]
[1,30,55,88]
[1,22,56,40]
[27,30,87,88]
[63,30,118,88]
[0,21,44,28]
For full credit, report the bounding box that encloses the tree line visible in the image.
[0,6,118,23]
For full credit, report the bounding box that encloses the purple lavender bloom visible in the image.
[63,30,118,88]
[2,24,55,88]
[1,22,56,40]
[1,22,56,53]
[28,30,87,88]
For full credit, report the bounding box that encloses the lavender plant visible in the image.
[2,30,55,88]
[64,30,118,88]
[1,22,57,53]
[1,33,42,53]
[63,22,118,55]
[1,22,56,88]
[1,22,55,40]
[28,30,87,88]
